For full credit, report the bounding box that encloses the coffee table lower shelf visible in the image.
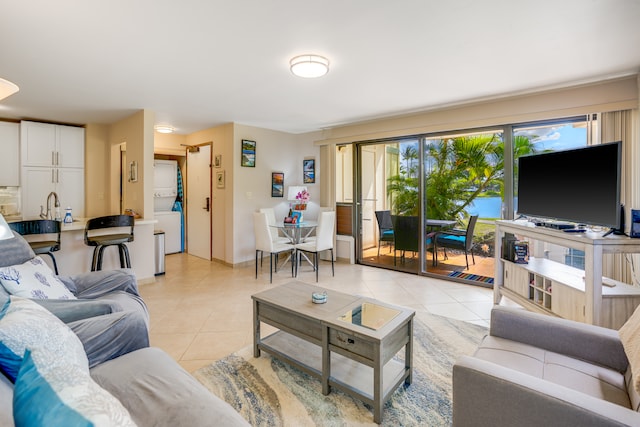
[259,331,409,407]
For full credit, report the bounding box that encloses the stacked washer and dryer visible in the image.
[154,159,183,254]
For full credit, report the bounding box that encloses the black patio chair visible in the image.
[435,215,479,270]
[374,210,394,256]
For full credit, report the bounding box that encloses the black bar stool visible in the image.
[8,220,61,274]
[84,215,135,271]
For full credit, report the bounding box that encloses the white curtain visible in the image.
[600,109,640,285]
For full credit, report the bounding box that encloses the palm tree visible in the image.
[388,134,538,222]
[387,143,420,215]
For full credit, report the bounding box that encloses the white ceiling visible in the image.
[1,0,639,135]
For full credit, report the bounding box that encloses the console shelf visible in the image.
[495,220,640,329]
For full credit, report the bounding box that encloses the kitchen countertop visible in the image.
[60,217,156,232]
[7,217,158,281]
[7,217,156,232]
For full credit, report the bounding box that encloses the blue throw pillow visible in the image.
[0,296,86,382]
[0,297,136,426]
[14,350,136,427]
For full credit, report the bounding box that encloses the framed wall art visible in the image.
[241,139,256,167]
[128,161,138,183]
[303,158,315,184]
[216,170,225,189]
[271,172,284,197]
[214,154,222,168]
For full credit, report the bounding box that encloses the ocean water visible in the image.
[465,196,502,219]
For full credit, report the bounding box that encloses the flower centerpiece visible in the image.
[294,189,310,211]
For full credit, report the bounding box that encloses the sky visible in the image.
[515,123,587,151]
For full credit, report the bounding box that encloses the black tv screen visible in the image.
[516,141,621,228]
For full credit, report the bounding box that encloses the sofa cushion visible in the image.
[0,256,76,300]
[0,296,86,382]
[475,335,631,409]
[0,373,13,426]
[0,232,36,269]
[0,296,137,426]
[91,347,250,426]
[14,349,136,427]
[619,302,640,396]
[625,367,640,411]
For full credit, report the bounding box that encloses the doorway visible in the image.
[186,143,212,260]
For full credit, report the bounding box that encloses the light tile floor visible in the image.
[140,253,521,373]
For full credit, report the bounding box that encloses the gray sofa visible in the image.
[0,231,249,426]
[453,306,640,426]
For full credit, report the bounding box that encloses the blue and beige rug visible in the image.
[194,312,487,426]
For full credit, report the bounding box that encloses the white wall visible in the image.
[232,124,322,264]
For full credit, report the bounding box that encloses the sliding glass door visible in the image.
[356,130,505,284]
[358,140,419,273]
[353,117,589,285]
[421,131,503,282]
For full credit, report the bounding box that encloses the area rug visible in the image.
[447,271,494,284]
[193,312,487,427]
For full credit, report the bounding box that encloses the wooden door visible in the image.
[186,144,212,260]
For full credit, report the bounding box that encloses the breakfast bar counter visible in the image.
[25,218,157,282]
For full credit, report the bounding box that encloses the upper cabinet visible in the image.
[20,121,84,168]
[20,121,85,219]
[0,122,20,186]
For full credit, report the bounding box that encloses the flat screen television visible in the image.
[516,141,622,229]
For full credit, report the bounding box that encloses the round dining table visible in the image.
[271,220,318,244]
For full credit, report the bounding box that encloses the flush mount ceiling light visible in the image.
[290,54,329,78]
[154,125,175,134]
[0,78,19,101]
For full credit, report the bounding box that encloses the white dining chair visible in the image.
[254,212,294,283]
[259,207,290,244]
[294,210,335,282]
[300,206,332,243]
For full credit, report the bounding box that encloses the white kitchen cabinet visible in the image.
[20,121,85,219]
[0,122,20,186]
[21,121,84,168]
[21,167,84,220]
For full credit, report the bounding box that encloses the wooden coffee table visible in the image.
[252,282,415,423]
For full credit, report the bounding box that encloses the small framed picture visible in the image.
[128,161,138,182]
[303,158,315,183]
[214,154,222,168]
[241,139,256,167]
[271,172,284,197]
[216,170,225,189]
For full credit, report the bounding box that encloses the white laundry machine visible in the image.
[155,211,182,254]
[154,159,183,254]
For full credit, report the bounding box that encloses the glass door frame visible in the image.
[354,126,513,283]
[354,137,427,274]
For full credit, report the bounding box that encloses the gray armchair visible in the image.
[453,306,640,426]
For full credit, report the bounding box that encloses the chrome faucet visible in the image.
[40,192,61,220]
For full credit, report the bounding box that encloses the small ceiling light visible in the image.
[0,78,19,101]
[155,125,175,134]
[290,54,329,78]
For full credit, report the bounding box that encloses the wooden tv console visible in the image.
[494,220,640,329]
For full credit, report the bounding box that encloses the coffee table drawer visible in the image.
[258,303,322,341]
[329,329,374,359]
